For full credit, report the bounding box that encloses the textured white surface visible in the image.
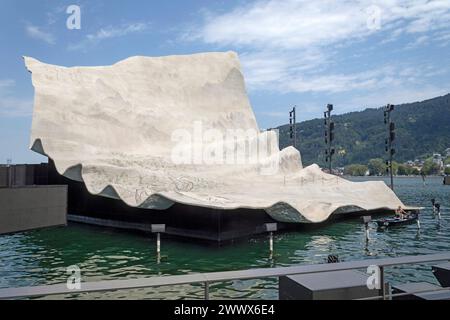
[24,52,414,223]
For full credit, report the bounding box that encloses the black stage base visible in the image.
[47,160,285,243]
[46,160,395,243]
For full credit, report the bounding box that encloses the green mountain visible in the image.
[277,93,450,167]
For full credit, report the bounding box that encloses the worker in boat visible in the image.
[395,206,407,219]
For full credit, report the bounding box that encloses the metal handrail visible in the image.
[0,252,449,300]
[358,286,450,300]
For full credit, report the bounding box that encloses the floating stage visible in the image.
[23,52,419,242]
[46,160,400,243]
[47,159,277,242]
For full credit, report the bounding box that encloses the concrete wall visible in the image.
[0,164,49,188]
[0,185,67,235]
[11,165,27,186]
[0,166,8,188]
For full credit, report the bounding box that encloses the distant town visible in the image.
[333,147,450,176]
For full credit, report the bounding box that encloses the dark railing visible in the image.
[1,252,449,300]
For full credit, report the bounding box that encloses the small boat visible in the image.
[376,212,419,228]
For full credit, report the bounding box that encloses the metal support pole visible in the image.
[269,232,274,257]
[289,106,297,150]
[157,232,161,253]
[293,106,297,150]
[328,114,332,174]
[387,110,393,190]
[387,283,392,300]
[265,223,277,260]
[389,148,394,190]
[151,224,165,264]
[7,164,12,187]
[156,232,161,263]
[324,104,334,174]
[384,104,395,191]
[204,282,209,300]
[380,266,386,300]
[365,224,370,242]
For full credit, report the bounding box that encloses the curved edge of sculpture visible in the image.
[25,53,420,224]
[32,136,419,224]
[31,138,176,210]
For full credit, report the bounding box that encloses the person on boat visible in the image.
[435,203,441,216]
[395,206,407,219]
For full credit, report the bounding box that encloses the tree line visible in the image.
[344,157,450,176]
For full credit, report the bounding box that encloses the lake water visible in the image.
[0,176,449,299]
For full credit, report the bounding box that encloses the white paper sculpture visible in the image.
[24,52,415,223]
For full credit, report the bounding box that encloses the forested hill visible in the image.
[277,93,450,167]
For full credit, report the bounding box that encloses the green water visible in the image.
[0,176,449,299]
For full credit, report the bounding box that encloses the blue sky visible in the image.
[1,0,450,163]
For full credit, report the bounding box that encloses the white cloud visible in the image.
[282,65,419,93]
[25,25,55,44]
[194,0,450,49]
[0,97,33,117]
[0,80,32,117]
[87,23,148,41]
[242,55,440,94]
[0,79,15,89]
[196,0,367,49]
[240,49,328,90]
[434,30,450,46]
[190,0,450,95]
[68,22,149,51]
[405,34,429,49]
